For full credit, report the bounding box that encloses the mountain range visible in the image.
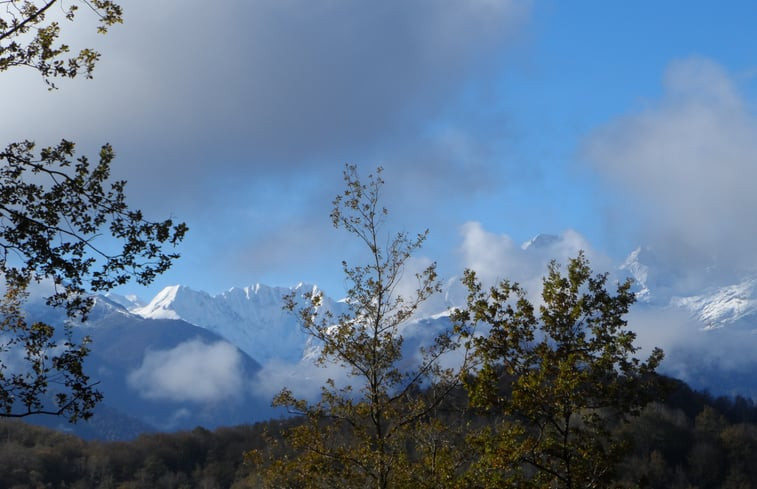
[21,234,757,439]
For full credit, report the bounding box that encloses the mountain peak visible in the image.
[133,285,187,320]
[521,233,561,250]
[130,282,344,363]
[620,246,652,302]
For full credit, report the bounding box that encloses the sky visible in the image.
[3,0,757,303]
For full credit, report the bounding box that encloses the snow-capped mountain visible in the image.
[521,233,561,250]
[620,245,757,330]
[620,246,654,303]
[671,279,757,330]
[130,283,347,363]
[83,237,757,372]
[17,231,757,437]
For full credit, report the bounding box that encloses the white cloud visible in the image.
[584,57,757,289]
[251,356,352,402]
[127,339,244,403]
[627,304,757,396]
[457,222,609,300]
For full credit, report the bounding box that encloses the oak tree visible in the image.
[454,252,664,488]
[258,165,468,489]
[1,0,122,87]
[0,1,187,421]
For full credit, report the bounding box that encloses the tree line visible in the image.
[0,380,755,488]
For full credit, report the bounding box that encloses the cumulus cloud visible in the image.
[457,222,611,300]
[128,339,244,403]
[584,58,757,289]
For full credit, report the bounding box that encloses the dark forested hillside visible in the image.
[1,377,757,489]
[0,418,286,488]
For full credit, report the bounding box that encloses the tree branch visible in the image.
[0,0,58,42]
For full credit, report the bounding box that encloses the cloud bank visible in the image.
[584,58,757,290]
[128,339,244,403]
[0,0,530,197]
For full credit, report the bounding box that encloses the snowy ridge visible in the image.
[620,246,651,302]
[105,237,757,381]
[620,247,757,330]
[521,233,561,250]
[671,279,757,330]
[132,283,347,363]
[133,285,184,320]
[104,292,146,310]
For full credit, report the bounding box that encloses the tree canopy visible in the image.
[250,168,667,488]
[453,253,665,488]
[255,165,468,489]
[1,0,122,87]
[0,0,187,421]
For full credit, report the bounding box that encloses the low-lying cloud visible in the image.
[251,355,353,402]
[128,339,244,403]
[628,305,757,397]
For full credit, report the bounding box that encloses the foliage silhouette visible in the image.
[0,1,186,421]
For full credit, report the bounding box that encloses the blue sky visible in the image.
[4,0,757,300]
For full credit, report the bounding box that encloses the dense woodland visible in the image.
[0,379,755,489]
